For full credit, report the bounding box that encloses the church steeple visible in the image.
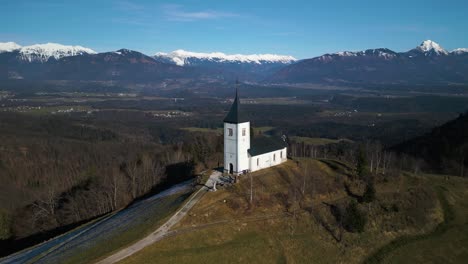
[223,82,247,124]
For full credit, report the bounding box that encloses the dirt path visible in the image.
[96,171,222,264]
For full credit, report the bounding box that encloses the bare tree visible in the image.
[382,151,393,175]
[125,159,140,200]
[301,162,310,195]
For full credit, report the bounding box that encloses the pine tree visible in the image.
[343,200,367,233]
[362,181,376,203]
[356,147,368,180]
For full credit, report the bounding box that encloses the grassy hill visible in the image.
[119,159,468,263]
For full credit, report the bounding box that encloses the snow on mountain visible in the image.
[334,51,358,57]
[451,48,468,55]
[0,42,22,53]
[17,43,96,62]
[414,40,448,55]
[154,49,296,66]
[318,40,452,60]
[315,48,397,62]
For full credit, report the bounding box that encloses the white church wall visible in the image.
[224,122,237,173]
[224,121,250,174]
[250,147,287,172]
[237,122,250,173]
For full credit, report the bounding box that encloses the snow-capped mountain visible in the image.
[315,48,398,62]
[154,49,296,66]
[18,43,96,62]
[154,49,296,81]
[0,42,22,53]
[452,48,468,55]
[0,42,96,62]
[1,39,468,84]
[405,40,449,57]
[270,40,468,84]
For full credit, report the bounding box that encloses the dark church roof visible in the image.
[223,89,248,124]
[248,136,288,156]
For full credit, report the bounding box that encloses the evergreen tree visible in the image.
[356,147,368,180]
[362,181,376,203]
[343,200,367,233]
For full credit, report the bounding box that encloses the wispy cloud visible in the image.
[162,4,239,22]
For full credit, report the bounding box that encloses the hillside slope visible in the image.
[118,159,468,264]
[392,112,468,176]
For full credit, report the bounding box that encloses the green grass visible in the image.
[123,231,282,264]
[363,187,454,263]
[365,177,468,264]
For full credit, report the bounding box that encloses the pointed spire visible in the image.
[223,80,247,124]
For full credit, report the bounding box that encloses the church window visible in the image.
[228,128,233,136]
[280,151,283,159]
[257,158,259,166]
[242,128,246,136]
[273,154,276,161]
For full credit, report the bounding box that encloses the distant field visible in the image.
[182,126,274,135]
[181,127,223,134]
[120,159,468,264]
[1,105,92,115]
[290,136,352,145]
[241,97,308,105]
[253,126,274,134]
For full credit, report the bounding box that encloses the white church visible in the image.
[223,90,287,175]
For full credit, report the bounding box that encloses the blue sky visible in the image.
[2,0,468,58]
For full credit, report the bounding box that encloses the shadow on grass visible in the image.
[344,183,363,203]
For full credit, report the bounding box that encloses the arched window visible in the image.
[273,154,276,161]
[280,151,283,159]
[257,158,259,166]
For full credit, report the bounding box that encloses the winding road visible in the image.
[0,180,196,264]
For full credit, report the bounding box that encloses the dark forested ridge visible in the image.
[392,112,468,176]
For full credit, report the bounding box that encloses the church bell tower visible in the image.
[223,88,250,175]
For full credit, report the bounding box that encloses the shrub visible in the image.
[343,200,367,233]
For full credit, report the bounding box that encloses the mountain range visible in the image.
[272,40,468,84]
[1,40,468,84]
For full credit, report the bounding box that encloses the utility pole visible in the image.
[250,173,253,203]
